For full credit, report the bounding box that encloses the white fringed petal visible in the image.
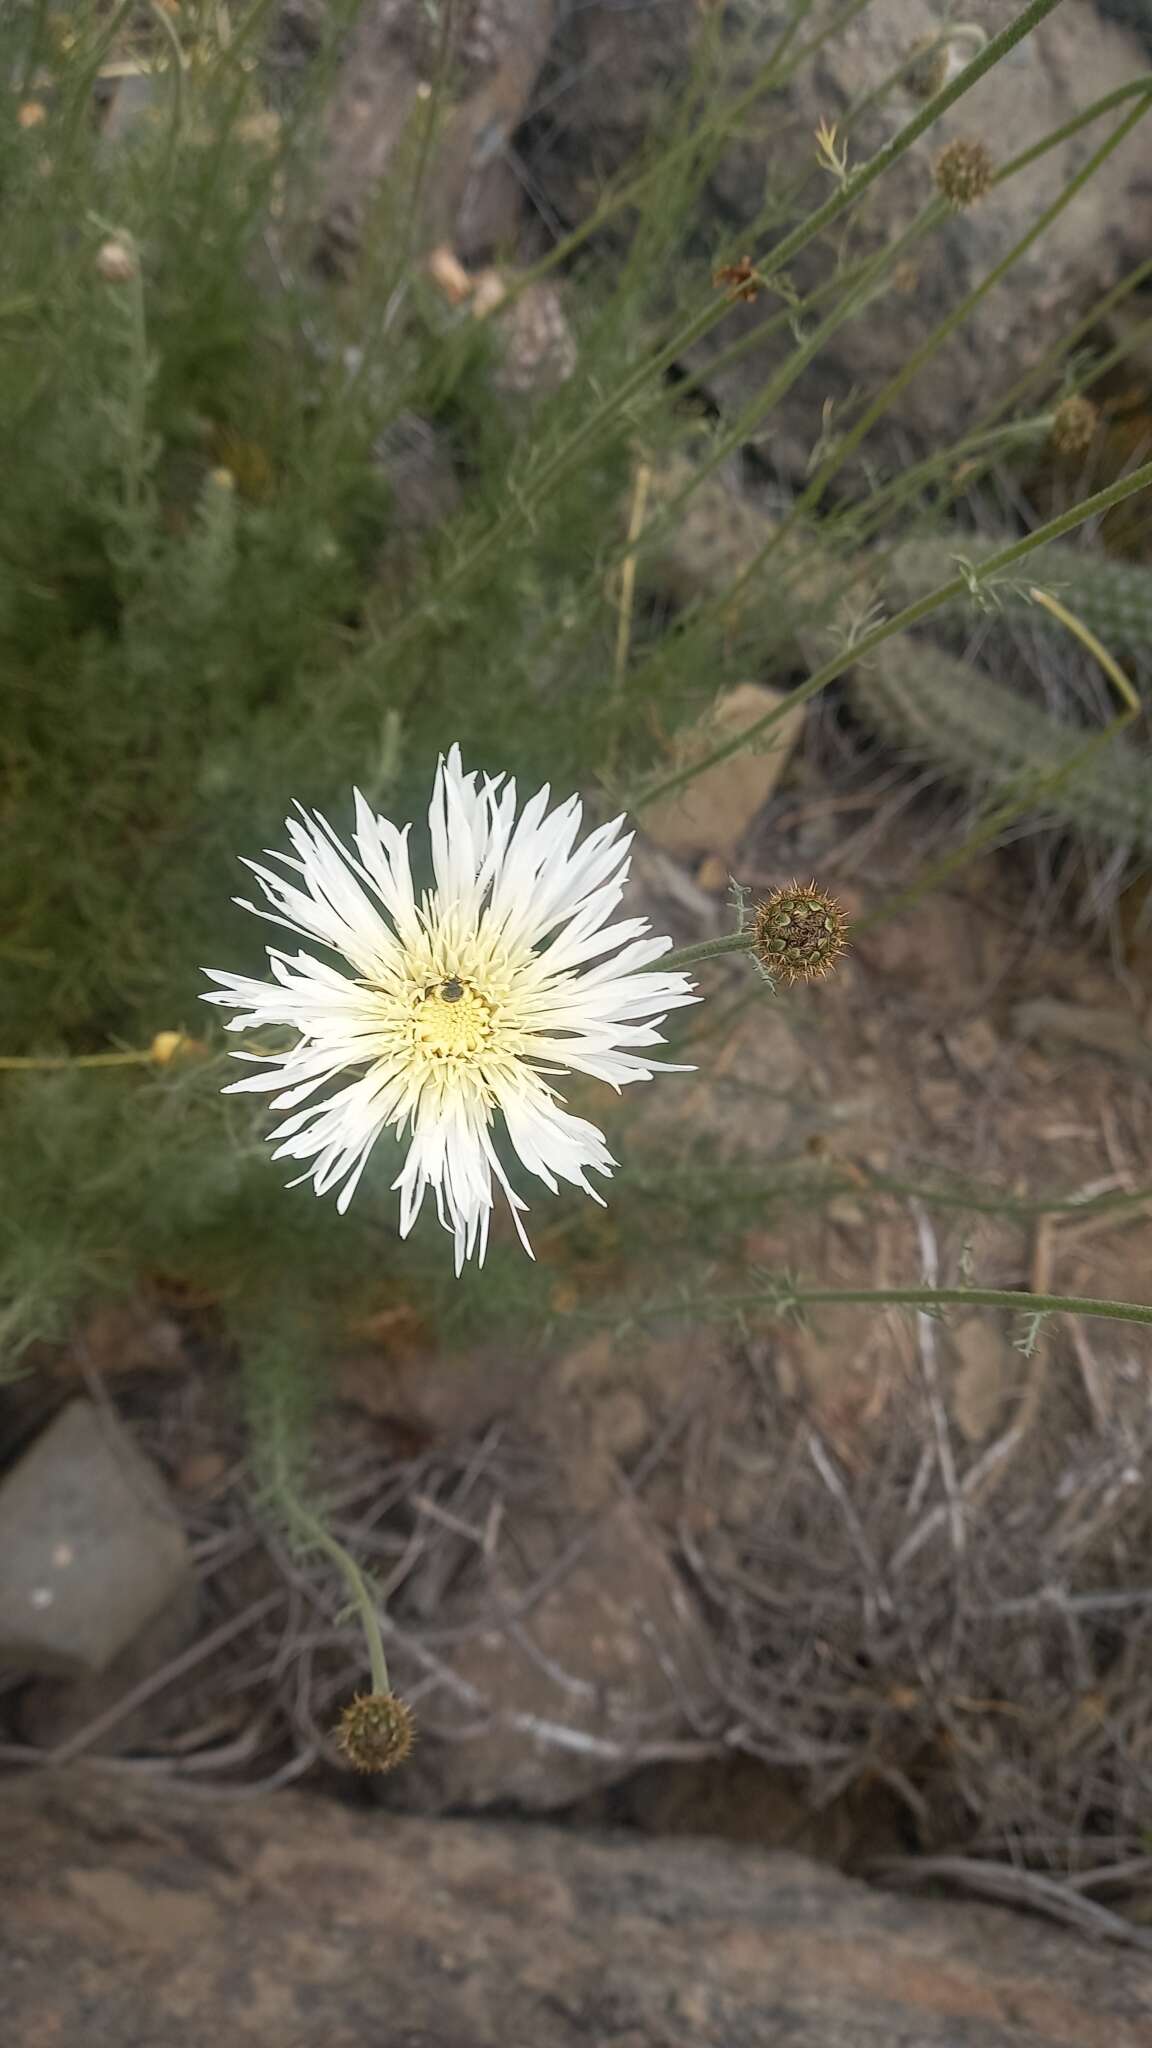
[203,748,698,1267]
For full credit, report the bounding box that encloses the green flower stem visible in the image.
[1078,305,1152,396]
[218,0,285,64]
[90,229,155,582]
[654,1284,1152,1331]
[880,240,1152,489]
[313,5,460,480]
[726,0,1065,296]
[359,0,1065,667]
[991,71,1152,183]
[144,0,186,176]
[681,81,1152,630]
[618,1158,1152,1224]
[279,1493,391,1697]
[663,567,1139,1036]
[848,589,1138,934]
[620,198,950,572]
[999,252,1152,421]
[826,419,1052,554]
[605,45,1151,631]
[665,750,1133,1035]
[793,87,1152,532]
[627,77,1147,679]
[515,0,875,295]
[616,79,1152,701]
[665,933,757,971]
[629,455,1152,813]
[635,406,1047,656]
[530,0,1058,488]
[676,243,900,400]
[672,44,1123,411]
[0,1051,154,1071]
[57,0,136,153]
[16,0,52,95]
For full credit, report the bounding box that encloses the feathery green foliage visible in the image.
[2,0,1150,1376]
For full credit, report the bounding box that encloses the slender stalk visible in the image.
[843,590,1138,936]
[663,587,1138,990]
[17,0,53,96]
[730,0,1066,296]
[277,1490,391,1696]
[356,0,1068,668]
[310,0,460,487]
[617,1159,1152,1224]
[650,1284,1152,1331]
[607,76,1152,704]
[144,0,186,177]
[0,1051,154,1071]
[119,250,153,578]
[621,195,950,568]
[794,88,1152,531]
[516,0,875,295]
[628,456,1152,812]
[666,932,756,971]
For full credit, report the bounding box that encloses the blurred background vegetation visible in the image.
[8,0,1152,1932]
[3,0,1152,1365]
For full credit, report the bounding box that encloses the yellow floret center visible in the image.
[412,980,495,1060]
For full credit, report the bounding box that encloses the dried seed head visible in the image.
[906,40,950,101]
[95,237,138,284]
[713,255,762,303]
[752,881,849,988]
[335,1691,415,1773]
[1049,394,1098,459]
[933,138,994,209]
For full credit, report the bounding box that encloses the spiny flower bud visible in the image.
[1049,394,1098,458]
[752,881,848,988]
[933,138,994,209]
[95,237,138,284]
[334,1690,415,1773]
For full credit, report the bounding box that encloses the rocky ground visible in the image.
[5,1,1152,2037]
[3,1769,1152,2046]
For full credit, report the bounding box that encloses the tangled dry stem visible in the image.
[4,1340,1152,1948]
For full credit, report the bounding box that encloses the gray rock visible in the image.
[15,1574,202,1754]
[0,1398,190,1678]
[2,1769,1150,2045]
[394,1460,720,1813]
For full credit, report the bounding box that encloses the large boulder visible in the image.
[2,1768,1150,2045]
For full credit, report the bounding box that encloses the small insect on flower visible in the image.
[752,881,849,988]
[713,255,763,303]
[203,749,698,1271]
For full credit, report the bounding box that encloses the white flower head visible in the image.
[203,748,698,1272]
